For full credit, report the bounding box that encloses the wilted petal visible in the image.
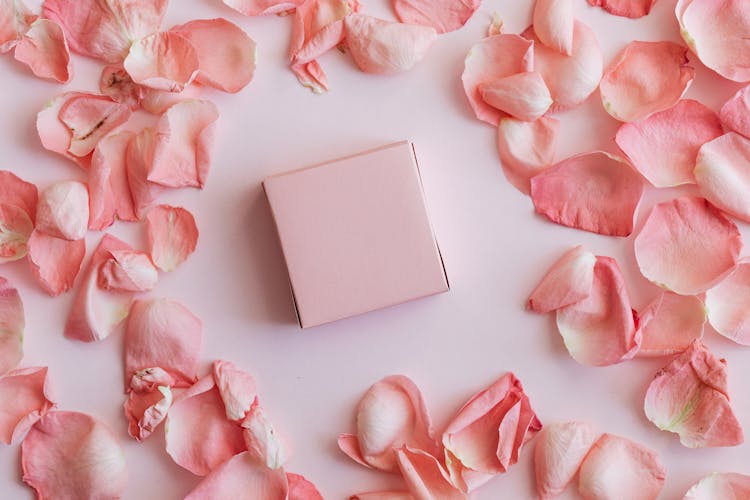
[683,473,750,499]
[637,292,706,357]
[479,72,552,122]
[126,127,164,217]
[35,180,89,241]
[124,385,171,441]
[616,99,723,187]
[213,360,257,422]
[497,116,559,194]
[393,0,479,34]
[145,205,199,272]
[533,0,574,55]
[719,84,750,138]
[0,277,23,376]
[0,204,33,263]
[21,411,127,499]
[0,170,37,221]
[123,31,199,92]
[27,231,85,296]
[396,447,467,500]
[644,340,743,448]
[223,0,303,16]
[534,421,598,499]
[242,404,285,469]
[36,92,88,167]
[58,93,132,158]
[184,451,288,499]
[588,0,656,18]
[705,261,750,346]
[88,131,137,230]
[129,366,175,392]
[287,473,323,500]
[0,0,34,53]
[578,433,666,500]
[527,245,596,314]
[530,151,644,237]
[13,19,72,83]
[695,133,750,222]
[634,197,741,295]
[98,249,158,292]
[100,64,145,110]
[0,367,54,445]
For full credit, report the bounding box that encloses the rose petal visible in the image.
[146,205,199,272]
[533,0,574,55]
[534,421,598,498]
[124,385,172,441]
[637,292,706,357]
[36,92,88,167]
[0,204,33,263]
[442,373,541,491]
[497,116,559,194]
[98,249,158,292]
[351,493,413,500]
[527,245,597,314]
[634,197,741,295]
[719,84,750,138]
[27,231,85,296]
[588,0,656,18]
[123,32,199,92]
[392,0,479,34]
[222,0,303,16]
[88,131,138,230]
[0,0,34,53]
[684,473,750,499]
[140,83,204,115]
[530,151,644,237]
[242,403,286,469]
[695,132,750,222]
[165,375,246,475]
[126,127,164,217]
[36,180,89,241]
[13,19,72,83]
[479,72,552,122]
[171,18,257,93]
[0,367,54,445]
[645,340,743,448]
[125,298,202,388]
[461,34,534,125]
[0,277,23,376]
[213,360,257,422]
[0,170,37,221]
[184,451,288,499]
[42,0,168,62]
[100,64,145,110]
[396,447,467,499]
[578,433,666,500]
[287,473,324,500]
[58,93,131,158]
[129,366,175,392]
[615,99,723,187]
[705,261,750,346]
[21,411,127,499]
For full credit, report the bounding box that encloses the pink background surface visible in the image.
[1,1,749,498]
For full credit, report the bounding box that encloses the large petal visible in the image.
[213,360,257,422]
[146,205,199,272]
[123,32,199,92]
[497,116,559,194]
[0,367,54,445]
[705,261,750,346]
[637,292,706,357]
[0,276,24,375]
[695,132,750,222]
[126,127,164,217]
[533,0,574,55]
[527,245,596,314]
[13,18,72,83]
[35,180,89,241]
[21,411,128,499]
[98,249,158,292]
[0,170,37,221]
[634,197,741,295]
[88,131,138,230]
[223,0,303,16]
[395,447,467,500]
[530,152,644,237]
[683,473,750,499]
[392,0,479,34]
[534,421,598,499]
[479,71,552,122]
[58,93,132,158]
[588,0,657,18]
[616,99,723,187]
[644,340,743,448]
[184,451,288,499]
[0,0,34,53]
[124,385,172,441]
[0,204,33,263]
[719,84,750,138]
[27,231,85,296]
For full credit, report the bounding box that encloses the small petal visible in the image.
[534,421,598,498]
[124,385,172,441]
[35,180,89,241]
[36,92,89,167]
[588,0,656,18]
[0,367,54,445]
[683,473,750,499]
[644,340,743,448]
[393,0,479,34]
[634,197,741,295]
[287,473,324,500]
[0,204,33,263]
[0,0,34,53]
[58,93,131,158]
[88,131,138,230]
[695,132,750,222]
[719,84,750,138]
[242,404,286,469]
[395,447,467,500]
[98,249,158,292]
[27,231,85,296]
[479,71,552,122]
[497,116,559,194]
[13,19,72,83]
[100,64,145,110]
[126,127,164,217]
[123,32,199,92]
[705,261,750,346]
[223,0,303,16]
[0,276,24,375]
[0,170,38,220]
[146,205,199,272]
[184,451,288,499]
[527,245,596,314]
[637,292,706,357]
[533,0,574,55]
[213,359,257,422]
[129,366,175,392]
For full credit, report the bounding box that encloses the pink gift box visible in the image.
[264,141,449,328]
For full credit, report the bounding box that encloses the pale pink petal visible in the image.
[146,205,199,272]
[615,99,723,187]
[395,447,467,500]
[705,261,750,346]
[720,84,750,138]
[124,385,172,441]
[129,366,175,392]
[148,100,218,188]
[487,12,503,36]
[223,0,303,16]
[442,373,541,491]
[0,204,33,263]
[27,231,85,296]
[13,18,72,83]
[171,18,257,93]
[461,34,534,125]
[42,0,168,62]
[287,473,324,500]
[634,197,742,295]
[123,32,199,92]
[64,234,134,342]
[36,92,88,167]
[0,170,38,220]
[676,0,750,82]
[497,117,559,194]
[58,93,132,158]
[695,133,750,222]
[0,277,23,376]
[21,411,127,498]
[98,249,158,292]
[290,20,344,91]
[241,403,286,469]
[534,421,598,499]
[479,72,552,122]
[184,451,288,499]
[0,0,34,53]
[637,292,706,357]
[600,41,694,122]
[578,433,666,500]
[351,493,413,500]
[126,127,164,217]
[0,367,54,445]
[35,180,89,241]
[88,131,138,230]
[684,473,750,499]
[527,245,596,314]
[100,64,145,110]
[530,151,644,237]
[522,21,602,111]
[213,360,257,422]
[533,0,574,55]
[644,340,743,448]
[588,0,656,18]
[165,375,246,475]
[125,298,202,388]
[392,0,479,34]
[556,256,640,366]
[140,83,204,115]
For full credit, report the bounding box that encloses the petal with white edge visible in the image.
[695,133,750,222]
[98,249,158,292]
[0,367,54,445]
[705,261,750,346]
[27,231,85,296]
[533,0,574,55]
[527,245,596,314]
[683,473,750,500]
[13,19,72,83]
[213,359,257,422]
[479,71,552,122]
[35,180,89,241]
[534,421,598,498]
[497,116,559,194]
[146,205,199,272]
[123,32,199,92]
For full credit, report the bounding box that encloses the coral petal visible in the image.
[705,261,750,346]
[0,277,24,376]
[0,170,37,220]
[123,32,199,92]
[637,292,706,357]
[213,360,257,422]
[88,131,138,230]
[588,0,656,18]
[0,204,33,263]
[13,19,72,83]
[0,367,54,445]
[527,245,596,314]
[126,127,164,217]
[223,0,303,16]
[140,83,204,115]
[124,384,171,441]
[58,93,131,158]
[146,205,199,272]
[184,451,288,499]
[497,116,559,194]
[393,0,479,34]
[479,72,552,122]
[287,473,324,500]
[534,421,598,498]
[98,250,158,292]
[720,84,750,138]
[0,0,34,53]
[695,132,750,222]
[533,0,574,55]
[35,180,89,241]
[684,473,750,499]
[395,447,467,500]
[27,231,85,296]
[100,64,145,110]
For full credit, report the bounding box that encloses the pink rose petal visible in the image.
[637,292,706,357]
[124,384,172,441]
[533,0,574,55]
[461,34,534,125]
[705,261,750,346]
[13,18,72,83]
[35,180,89,241]
[22,411,128,499]
[123,31,199,92]
[126,127,165,217]
[0,0,34,53]
[392,0,479,34]
[0,170,37,221]
[634,197,741,295]
[223,0,303,16]
[479,72,552,122]
[578,433,666,500]
[287,473,324,500]
[213,360,257,422]
[684,473,750,499]
[615,99,723,187]
[588,0,656,18]
[695,132,750,222]
[58,93,132,158]
[184,451,288,499]
[442,373,541,491]
[497,116,559,194]
[0,276,24,375]
[88,131,138,230]
[527,245,596,314]
[242,403,286,469]
[27,231,85,296]
[129,366,175,392]
[100,64,145,110]
[0,367,54,445]
[555,256,640,366]
[98,249,158,292]
[172,18,257,93]
[719,84,750,138]
[395,447,467,499]
[36,92,89,167]
[0,204,33,263]
[351,493,413,500]
[140,83,204,115]
[530,151,644,237]
[146,205,199,272]
[645,340,743,448]
[534,421,598,499]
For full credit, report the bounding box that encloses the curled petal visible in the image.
[242,404,286,469]
[22,411,128,499]
[533,0,574,55]
[695,133,750,222]
[461,34,533,125]
[684,473,750,499]
[123,32,199,92]
[146,205,199,272]
[0,170,37,221]
[556,256,640,366]
[100,65,145,110]
[615,99,723,187]
[88,131,138,230]
[530,152,644,237]
[287,473,323,500]
[637,292,706,357]
[644,340,743,448]
[213,360,257,422]
[0,367,54,445]
[497,116,559,194]
[393,0,479,34]
[172,18,257,93]
[223,0,303,16]
[58,93,131,158]
[36,180,89,241]
[634,197,741,295]
[0,0,34,53]
[0,204,33,263]
[534,421,598,499]
[705,261,750,345]
[479,72,552,122]
[0,277,24,376]
[126,127,164,217]
[36,92,88,167]
[27,231,85,296]
[13,19,72,83]
[98,249,158,292]
[396,447,467,500]
[588,0,656,18]
[184,451,288,499]
[578,434,665,500]
[129,366,175,392]
[124,385,172,441]
[527,245,596,314]
[719,84,750,138]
